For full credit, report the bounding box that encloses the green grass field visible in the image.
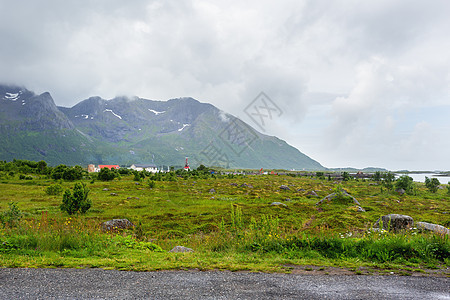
[1,172,449,275]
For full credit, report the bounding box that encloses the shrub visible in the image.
[395,175,415,194]
[0,202,22,228]
[382,172,395,190]
[45,184,63,195]
[98,168,116,181]
[425,177,440,193]
[147,180,156,188]
[60,183,92,215]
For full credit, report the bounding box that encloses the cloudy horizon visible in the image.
[1,0,449,171]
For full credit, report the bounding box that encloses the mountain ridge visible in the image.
[0,84,324,170]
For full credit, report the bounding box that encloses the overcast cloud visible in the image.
[1,0,449,170]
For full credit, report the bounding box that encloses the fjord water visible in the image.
[397,173,450,183]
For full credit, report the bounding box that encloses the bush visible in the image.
[45,184,63,195]
[60,183,92,215]
[425,177,440,193]
[382,172,395,190]
[0,202,22,228]
[395,175,415,194]
[98,168,117,181]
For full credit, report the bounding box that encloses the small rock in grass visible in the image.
[271,202,287,207]
[103,188,109,191]
[306,190,318,197]
[280,185,290,190]
[110,193,118,196]
[395,188,405,195]
[209,188,216,193]
[169,246,194,253]
[101,219,135,231]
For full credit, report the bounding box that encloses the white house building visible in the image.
[129,164,158,173]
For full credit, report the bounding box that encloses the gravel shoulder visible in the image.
[1,268,449,299]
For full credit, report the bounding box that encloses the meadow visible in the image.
[0,165,449,276]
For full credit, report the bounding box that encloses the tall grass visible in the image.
[205,207,450,265]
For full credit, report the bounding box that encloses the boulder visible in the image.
[169,246,194,253]
[316,190,361,206]
[395,188,406,195]
[101,219,135,231]
[373,214,413,232]
[415,222,450,235]
[280,185,290,191]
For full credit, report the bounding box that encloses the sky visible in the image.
[1,0,449,171]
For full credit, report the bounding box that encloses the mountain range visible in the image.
[0,84,324,170]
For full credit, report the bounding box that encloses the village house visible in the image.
[129,164,158,173]
[88,164,120,173]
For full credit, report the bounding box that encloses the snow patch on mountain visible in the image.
[4,92,20,101]
[178,124,190,132]
[148,109,165,115]
[103,109,122,119]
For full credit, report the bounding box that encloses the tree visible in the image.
[342,171,350,181]
[98,167,116,181]
[51,164,69,180]
[60,183,91,215]
[382,172,395,190]
[372,171,382,182]
[425,177,440,193]
[395,175,415,194]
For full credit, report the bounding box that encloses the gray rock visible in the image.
[270,202,287,207]
[316,190,361,206]
[209,188,216,193]
[102,188,109,191]
[285,198,292,202]
[297,188,306,192]
[101,219,135,231]
[240,183,253,188]
[169,246,194,253]
[306,190,318,197]
[357,206,366,212]
[280,185,290,190]
[415,222,450,235]
[395,188,406,195]
[110,193,118,196]
[373,214,413,232]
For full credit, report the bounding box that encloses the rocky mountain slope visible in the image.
[0,84,324,169]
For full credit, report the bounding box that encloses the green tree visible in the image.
[98,167,116,181]
[0,202,22,228]
[425,177,440,193]
[395,175,415,194]
[342,171,350,181]
[382,172,395,190]
[60,183,91,215]
[372,171,382,182]
[51,164,69,180]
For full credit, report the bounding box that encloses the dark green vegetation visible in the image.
[0,84,323,169]
[0,160,449,274]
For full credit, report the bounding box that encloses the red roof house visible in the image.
[98,165,120,170]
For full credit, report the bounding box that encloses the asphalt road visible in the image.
[0,268,449,299]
